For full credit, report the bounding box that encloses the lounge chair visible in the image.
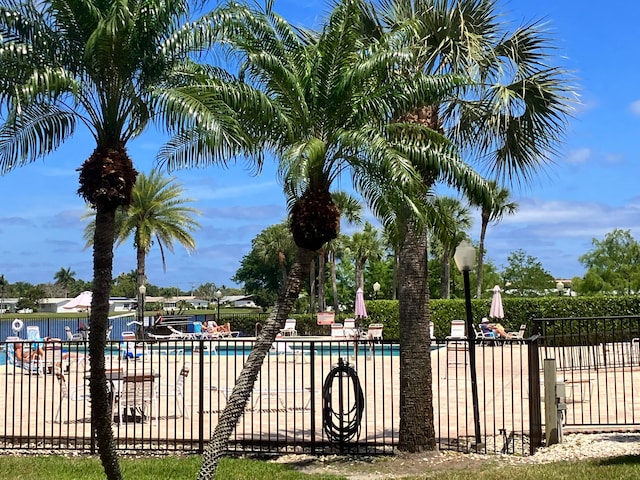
[445,320,467,340]
[508,324,527,342]
[474,324,497,346]
[121,331,149,359]
[429,322,436,341]
[364,323,384,342]
[280,318,298,336]
[330,323,345,338]
[343,318,358,340]
[5,337,47,375]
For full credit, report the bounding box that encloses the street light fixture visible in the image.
[556,281,565,297]
[215,289,222,322]
[373,282,381,300]
[137,284,146,339]
[453,240,482,448]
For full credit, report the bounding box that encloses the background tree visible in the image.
[345,222,383,290]
[578,229,640,295]
[0,1,222,477]
[365,0,575,453]
[54,267,76,298]
[429,196,472,299]
[502,249,555,296]
[474,181,518,298]
[189,1,447,476]
[84,170,201,293]
[252,222,296,292]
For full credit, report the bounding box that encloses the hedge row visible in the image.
[285,295,640,341]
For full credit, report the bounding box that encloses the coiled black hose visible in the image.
[322,357,364,445]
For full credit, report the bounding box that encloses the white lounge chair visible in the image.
[280,318,298,336]
[157,363,191,418]
[330,323,345,338]
[445,320,467,340]
[365,323,384,342]
[343,318,358,340]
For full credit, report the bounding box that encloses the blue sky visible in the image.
[2,0,640,292]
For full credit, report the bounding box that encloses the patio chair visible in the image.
[116,373,158,425]
[280,318,298,336]
[54,370,90,423]
[157,364,190,418]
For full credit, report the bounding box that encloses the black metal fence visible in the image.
[534,315,640,428]
[0,335,541,456]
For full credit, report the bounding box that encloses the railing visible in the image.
[534,315,640,428]
[0,336,540,456]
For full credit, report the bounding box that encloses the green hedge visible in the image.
[285,296,640,341]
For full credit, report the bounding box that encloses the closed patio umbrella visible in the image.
[489,285,504,319]
[354,288,367,319]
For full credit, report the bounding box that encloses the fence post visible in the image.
[527,335,542,455]
[198,339,205,454]
[543,358,559,446]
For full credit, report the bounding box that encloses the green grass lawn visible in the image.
[1,455,640,480]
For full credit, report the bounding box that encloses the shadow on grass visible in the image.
[596,455,640,466]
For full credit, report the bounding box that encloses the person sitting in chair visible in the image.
[13,342,45,362]
[480,318,513,339]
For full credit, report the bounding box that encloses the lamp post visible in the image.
[556,281,565,297]
[137,284,146,339]
[373,282,381,300]
[215,289,222,322]
[453,240,482,448]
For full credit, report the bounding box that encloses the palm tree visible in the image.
[430,197,472,299]
[83,170,201,291]
[345,222,383,290]
[186,1,454,476]
[54,267,76,298]
[474,181,518,298]
[365,0,575,452]
[253,222,295,291]
[325,192,363,312]
[0,2,225,477]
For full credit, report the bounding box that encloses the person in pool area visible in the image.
[480,317,513,339]
[13,342,45,362]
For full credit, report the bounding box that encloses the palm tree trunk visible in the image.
[89,206,122,480]
[198,247,315,480]
[476,216,489,298]
[397,219,436,451]
[318,249,326,312]
[309,257,316,313]
[440,248,451,299]
[136,244,146,338]
[330,251,339,312]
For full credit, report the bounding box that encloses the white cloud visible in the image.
[565,148,591,164]
[630,100,640,115]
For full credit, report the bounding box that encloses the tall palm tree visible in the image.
[253,222,295,291]
[184,1,455,477]
[365,0,575,452]
[54,267,76,298]
[83,170,201,292]
[474,181,518,298]
[326,192,363,312]
[0,1,227,477]
[430,196,472,299]
[345,222,383,290]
